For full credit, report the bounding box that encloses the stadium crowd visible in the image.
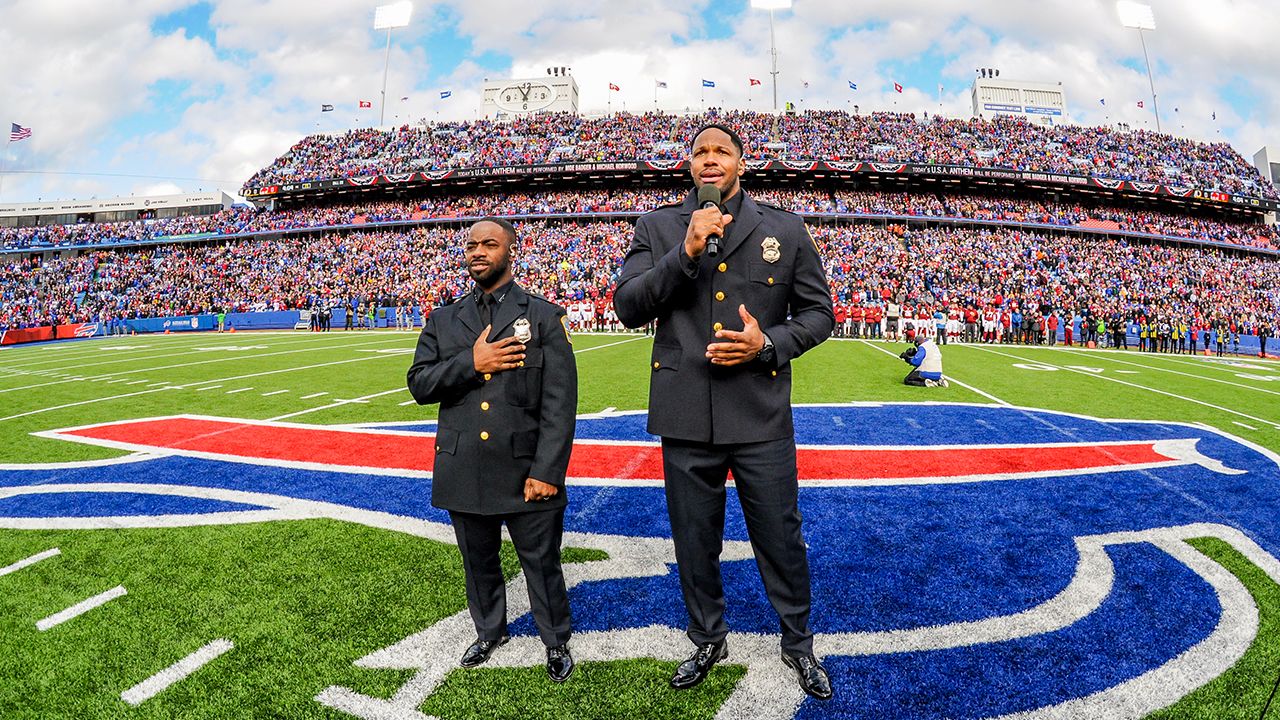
[3,188,1275,252]
[242,110,1277,200]
[2,221,1276,355]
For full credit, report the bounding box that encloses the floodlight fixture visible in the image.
[1117,1,1156,30]
[750,0,792,111]
[1117,1,1161,131]
[373,2,413,126]
[374,2,413,30]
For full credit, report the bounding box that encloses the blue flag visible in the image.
[440,90,452,99]
[1099,98,1106,106]
[848,81,858,91]
[702,79,715,88]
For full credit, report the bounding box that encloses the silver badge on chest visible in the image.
[762,236,781,264]
[513,317,533,343]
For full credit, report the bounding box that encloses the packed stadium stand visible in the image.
[2,110,1277,348]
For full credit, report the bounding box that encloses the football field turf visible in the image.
[3,329,1280,719]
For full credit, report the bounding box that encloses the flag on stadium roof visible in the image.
[609,83,620,91]
[358,100,372,108]
[655,80,667,88]
[1138,100,1145,108]
[894,82,904,93]
[749,78,761,86]
[440,90,452,99]
[848,81,857,91]
[320,104,334,112]
[400,96,409,101]
[702,79,715,88]
[803,80,809,88]
[1100,98,1106,106]
[9,123,31,142]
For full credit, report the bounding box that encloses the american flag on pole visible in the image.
[10,123,32,142]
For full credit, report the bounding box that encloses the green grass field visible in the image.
[3,328,1280,718]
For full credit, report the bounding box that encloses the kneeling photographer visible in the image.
[900,331,948,388]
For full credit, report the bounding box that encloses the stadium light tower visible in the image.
[1117,1,1161,132]
[374,2,413,127]
[750,0,792,112]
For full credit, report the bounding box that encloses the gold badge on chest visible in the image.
[514,317,533,343]
[762,236,781,264]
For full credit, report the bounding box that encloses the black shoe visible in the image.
[781,652,833,700]
[669,640,728,690]
[546,643,574,683]
[460,636,508,668]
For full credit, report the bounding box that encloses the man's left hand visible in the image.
[707,305,765,366]
[524,477,560,502]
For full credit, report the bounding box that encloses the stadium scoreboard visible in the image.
[972,78,1068,127]
[481,67,580,119]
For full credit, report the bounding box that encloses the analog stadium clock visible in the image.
[494,80,557,113]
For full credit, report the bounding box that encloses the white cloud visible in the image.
[0,0,1276,203]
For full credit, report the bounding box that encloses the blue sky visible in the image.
[0,0,1276,203]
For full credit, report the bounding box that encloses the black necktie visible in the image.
[479,293,493,327]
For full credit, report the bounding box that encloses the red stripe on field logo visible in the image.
[41,417,1217,485]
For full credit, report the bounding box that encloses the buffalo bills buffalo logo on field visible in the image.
[8,403,1280,719]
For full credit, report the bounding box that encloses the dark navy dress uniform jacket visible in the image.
[614,189,834,444]
[407,283,577,515]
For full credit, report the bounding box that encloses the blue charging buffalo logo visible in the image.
[8,403,1280,719]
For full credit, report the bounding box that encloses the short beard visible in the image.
[468,257,511,288]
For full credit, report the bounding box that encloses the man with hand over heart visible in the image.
[613,124,836,700]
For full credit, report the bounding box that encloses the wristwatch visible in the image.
[756,333,776,367]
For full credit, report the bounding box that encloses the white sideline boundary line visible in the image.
[0,547,60,576]
[975,346,1280,429]
[858,340,1010,406]
[37,585,127,631]
[120,639,234,706]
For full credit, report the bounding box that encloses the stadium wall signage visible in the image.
[243,160,1280,212]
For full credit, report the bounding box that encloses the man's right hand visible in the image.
[473,324,526,374]
[684,206,733,259]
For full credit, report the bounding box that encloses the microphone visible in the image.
[697,184,723,258]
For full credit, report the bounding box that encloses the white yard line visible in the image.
[126,380,149,386]
[225,388,254,395]
[300,392,328,400]
[397,400,417,406]
[1234,421,1259,431]
[261,390,289,396]
[0,353,407,424]
[147,382,170,387]
[974,346,1280,429]
[195,385,223,392]
[572,335,649,353]
[272,334,645,422]
[859,340,1010,405]
[268,388,408,421]
[1,332,338,373]
[120,639,234,706]
[0,548,60,577]
[0,335,405,395]
[37,586,127,631]
[1053,347,1280,398]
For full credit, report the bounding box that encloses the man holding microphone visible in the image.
[614,124,835,700]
